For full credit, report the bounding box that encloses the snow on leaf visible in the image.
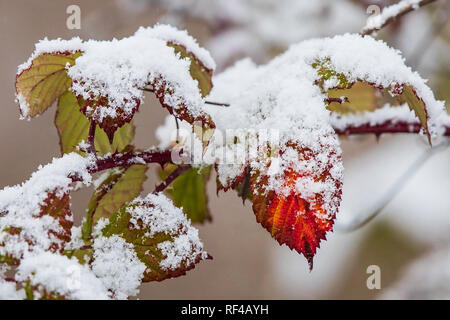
[17,25,216,139]
[309,35,447,142]
[55,90,136,155]
[168,43,213,98]
[250,144,342,269]
[101,193,210,282]
[159,164,212,223]
[91,234,146,299]
[15,51,82,119]
[0,153,91,262]
[15,251,110,300]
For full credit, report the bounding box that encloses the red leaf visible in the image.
[249,145,342,269]
[38,191,73,253]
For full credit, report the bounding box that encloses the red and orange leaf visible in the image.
[249,144,342,270]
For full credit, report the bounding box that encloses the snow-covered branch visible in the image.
[361,0,438,35]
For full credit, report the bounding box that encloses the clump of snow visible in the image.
[17,25,213,126]
[15,251,109,300]
[201,33,445,219]
[16,37,84,75]
[207,51,343,218]
[92,235,145,300]
[135,24,216,70]
[0,153,92,260]
[126,193,209,270]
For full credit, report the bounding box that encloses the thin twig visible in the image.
[87,121,96,155]
[360,0,438,36]
[142,87,230,107]
[153,165,191,194]
[174,116,180,144]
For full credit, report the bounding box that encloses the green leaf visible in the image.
[160,164,212,223]
[312,59,350,89]
[15,52,81,118]
[82,165,147,241]
[55,90,135,155]
[101,195,210,282]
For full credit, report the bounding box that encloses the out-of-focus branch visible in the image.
[360,0,438,36]
[333,120,450,137]
[336,140,450,232]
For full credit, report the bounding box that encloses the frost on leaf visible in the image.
[16,25,216,140]
[15,51,82,119]
[208,49,344,266]
[101,193,210,282]
[310,35,447,142]
[68,25,215,139]
[0,153,91,262]
[15,252,109,300]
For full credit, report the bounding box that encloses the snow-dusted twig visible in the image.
[360,0,438,36]
[141,87,229,106]
[88,149,174,175]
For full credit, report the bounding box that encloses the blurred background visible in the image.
[0,0,449,299]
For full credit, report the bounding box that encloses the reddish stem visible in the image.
[153,165,191,194]
[333,120,450,136]
[89,149,174,174]
[87,121,96,155]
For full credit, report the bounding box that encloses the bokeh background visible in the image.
[0,0,449,299]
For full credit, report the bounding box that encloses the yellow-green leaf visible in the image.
[168,42,213,98]
[55,90,135,155]
[16,52,81,118]
[398,85,430,142]
[326,81,378,114]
